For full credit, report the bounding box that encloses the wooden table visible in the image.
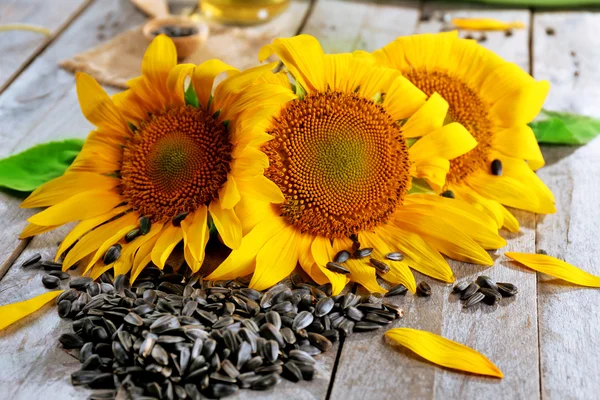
[1,0,599,399]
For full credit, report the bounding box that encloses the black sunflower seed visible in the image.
[491,159,503,176]
[354,247,373,258]
[21,253,41,268]
[252,373,280,390]
[282,361,303,382]
[124,228,140,242]
[103,244,122,265]
[385,252,404,261]
[41,261,63,270]
[416,281,432,297]
[42,274,60,289]
[453,281,469,293]
[334,250,351,263]
[292,311,314,331]
[58,300,71,318]
[70,277,93,290]
[315,297,334,317]
[385,284,408,297]
[59,333,84,349]
[369,258,390,274]
[440,190,455,199]
[463,292,485,308]
[171,212,188,226]
[497,282,518,297]
[326,261,350,274]
[139,216,151,235]
[461,282,480,300]
[354,321,383,332]
[480,287,502,305]
[476,275,498,292]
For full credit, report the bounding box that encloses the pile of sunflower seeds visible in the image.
[51,265,404,399]
[454,275,518,308]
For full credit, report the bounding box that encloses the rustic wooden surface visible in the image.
[1,0,600,399]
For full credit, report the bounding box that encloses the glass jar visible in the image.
[200,0,290,25]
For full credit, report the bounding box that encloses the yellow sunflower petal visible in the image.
[28,190,123,227]
[409,122,477,163]
[209,200,242,250]
[181,206,210,272]
[0,290,63,331]
[401,93,449,138]
[411,158,449,192]
[362,229,416,293]
[259,34,325,92]
[206,216,287,281]
[490,80,550,126]
[142,34,177,91]
[505,252,600,287]
[493,125,545,170]
[166,63,196,105]
[218,175,241,210]
[310,236,348,295]
[19,223,59,239]
[76,72,128,134]
[250,225,300,291]
[151,224,183,269]
[383,75,428,121]
[192,59,239,109]
[131,230,162,284]
[21,172,120,208]
[394,209,493,266]
[230,147,269,181]
[500,205,520,232]
[114,222,163,276]
[384,225,455,283]
[83,214,138,274]
[385,328,503,378]
[234,197,278,235]
[452,17,524,31]
[344,258,387,294]
[465,172,541,213]
[235,175,285,204]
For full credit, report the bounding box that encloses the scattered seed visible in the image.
[416,281,432,297]
[463,292,485,308]
[42,274,60,289]
[453,281,469,293]
[171,212,188,227]
[369,258,390,274]
[326,261,350,274]
[440,190,455,199]
[385,284,408,297]
[385,252,404,261]
[21,253,42,268]
[476,275,499,292]
[354,247,373,258]
[480,288,502,305]
[497,282,518,297]
[491,159,503,176]
[334,250,351,263]
[461,282,480,300]
[546,26,556,35]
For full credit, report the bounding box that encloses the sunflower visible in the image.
[19,35,287,282]
[373,31,555,232]
[206,35,506,295]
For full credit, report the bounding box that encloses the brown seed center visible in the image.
[120,105,231,221]
[404,69,493,185]
[263,91,411,238]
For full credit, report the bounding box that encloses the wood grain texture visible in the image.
[330,3,540,399]
[533,11,600,400]
[0,0,92,93]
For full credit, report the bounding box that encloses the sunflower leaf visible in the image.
[0,139,84,192]
[184,80,200,108]
[385,328,503,378]
[530,110,600,145]
[408,178,435,194]
[505,252,600,287]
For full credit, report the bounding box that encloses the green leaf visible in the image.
[184,80,200,108]
[530,110,600,145]
[0,139,84,192]
[294,82,307,100]
[408,178,435,195]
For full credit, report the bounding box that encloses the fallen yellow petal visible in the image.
[385,328,503,378]
[0,290,63,330]
[452,18,525,31]
[505,252,600,287]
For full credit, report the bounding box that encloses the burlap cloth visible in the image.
[60,14,298,89]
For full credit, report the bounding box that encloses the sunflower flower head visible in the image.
[207,34,506,295]
[374,31,555,232]
[20,35,278,282]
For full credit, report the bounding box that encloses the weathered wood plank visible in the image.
[0,0,92,93]
[330,3,540,399]
[533,11,600,400]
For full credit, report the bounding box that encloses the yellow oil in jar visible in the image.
[200,0,290,25]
